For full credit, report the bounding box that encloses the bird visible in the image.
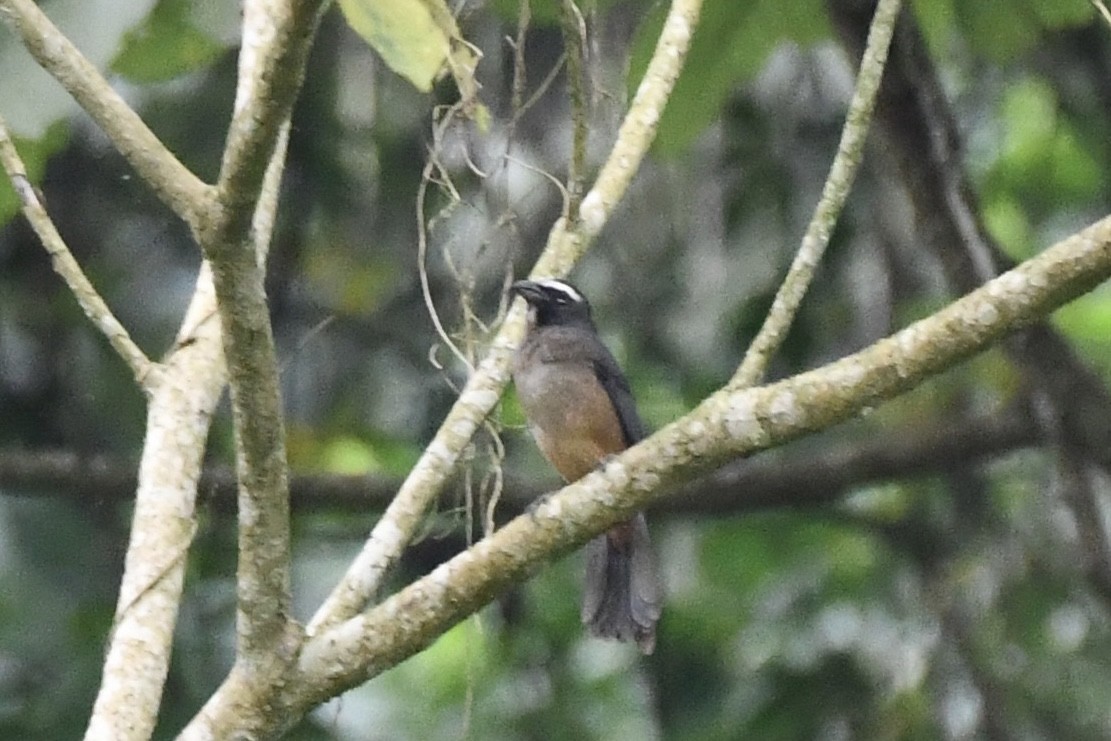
[510,278,661,654]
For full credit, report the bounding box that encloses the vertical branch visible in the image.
[0,4,227,738]
[198,0,327,661]
[559,0,588,220]
[571,0,702,246]
[85,269,226,740]
[731,0,903,388]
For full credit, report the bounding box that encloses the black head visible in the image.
[510,279,594,329]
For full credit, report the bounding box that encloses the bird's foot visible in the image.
[526,492,553,520]
[595,454,619,472]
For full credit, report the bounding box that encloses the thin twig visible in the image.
[732,0,903,388]
[304,0,705,639]
[417,103,476,374]
[570,0,702,246]
[508,0,531,130]
[513,53,567,125]
[0,115,154,387]
[0,0,211,227]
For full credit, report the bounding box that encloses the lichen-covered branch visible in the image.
[280,213,1111,725]
[194,0,328,666]
[732,0,902,388]
[180,211,1111,740]
[306,0,704,638]
[85,266,225,741]
[828,0,1111,475]
[0,0,212,226]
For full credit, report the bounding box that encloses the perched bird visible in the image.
[510,278,661,654]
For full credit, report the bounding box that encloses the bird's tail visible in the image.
[581,512,661,654]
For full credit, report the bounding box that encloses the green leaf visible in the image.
[982,196,1033,261]
[1054,290,1111,374]
[911,0,955,58]
[955,0,1041,61]
[629,0,831,156]
[111,0,228,82]
[338,0,453,92]
[320,436,383,474]
[1023,0,1092,28]
[989,78,1102,210]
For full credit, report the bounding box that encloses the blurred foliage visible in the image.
[111,0,229,83]
[1,0,1111,739]
[629,0,832,155]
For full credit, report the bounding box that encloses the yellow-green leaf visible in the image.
[338,0,452,92]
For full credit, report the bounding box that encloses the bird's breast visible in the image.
[513,358,627,482]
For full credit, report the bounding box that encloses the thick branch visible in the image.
[203,213,1111,738]
[0,0,212,226]
[305,0,705,638]
[0,408,1036,516]
[84,266,225,741]
[828,0,1111,468]
[196,0,327,665]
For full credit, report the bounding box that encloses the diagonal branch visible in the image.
[196,0,329,664]
[733,0,902,388]
[828,1,1111,468]
[0,116,152,386]
[0,0,212,226]
[305,0,705,638]
[283,212,1111,730]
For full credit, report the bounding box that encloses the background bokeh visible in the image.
[3,0,1111,738]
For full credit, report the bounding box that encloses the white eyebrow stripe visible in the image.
[537,279,583,302]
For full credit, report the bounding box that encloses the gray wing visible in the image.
[590,350,647,447]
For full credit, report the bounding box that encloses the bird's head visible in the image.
[510,279,594,329]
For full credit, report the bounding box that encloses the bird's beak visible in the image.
[510,280,544,303]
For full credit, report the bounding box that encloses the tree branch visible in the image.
[733,0,902,388]
[0,408,1036,516]
[193,211,1111,738]
[559,0,588,220]
[84,265,226,741]
[194,0,328,670]
[574,0,702,242]
[0,0,212,227]
[0,116,153,386]
[305,0,705,638]
[829,0,1111,472]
